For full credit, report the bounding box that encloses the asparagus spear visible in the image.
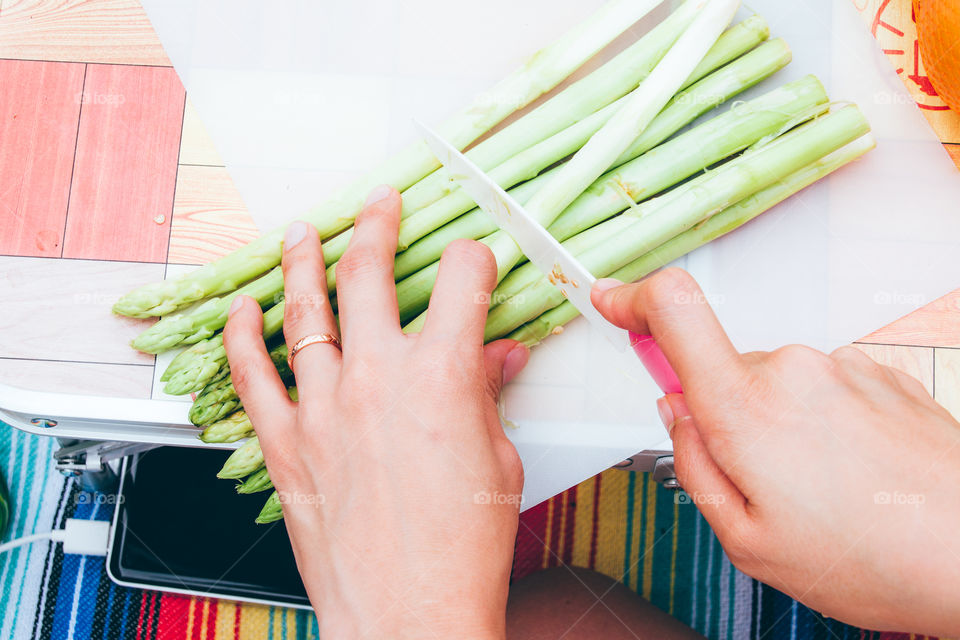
[237,467,274,494]
[112,0,670,319]
[484,106,872,340]
[189,343,291,425]
[509,135,877,346]
[163,36,790,394]
[256,491,283,525]
[199,388,297,443]
[217,436,264,480]
[163,300,287,395]
[199,410,255,444]
[398,70,823,324]
[131,267,285,354]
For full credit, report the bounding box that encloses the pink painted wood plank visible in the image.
[62,64,185,262]
[0,59,85,257]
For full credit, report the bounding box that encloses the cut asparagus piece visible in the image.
[393,33,786,284]
[217,436,264,480]
[491,72,824,307]
[403,0,741,333]
[113,0,669,319]
[399,68,821,325]
[508,135,877,346]
[484,105,872,340]
[237,468,274,494]
[255,491,283,525]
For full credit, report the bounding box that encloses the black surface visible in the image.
[109,447,310,606]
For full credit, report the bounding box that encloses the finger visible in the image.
[224,296,297,438]
[423,240,497,344]
[592,269,747,396]
[281,220,341,389]
[335,186,403,350]
[482,340,529,403]
[660,394,748,530]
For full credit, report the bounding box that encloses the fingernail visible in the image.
[593,278,622,295]
[656,396,674,432]
[228,296,246,317]
[365,184,393,207]
[502,344,530,383]
[284,221,309,250]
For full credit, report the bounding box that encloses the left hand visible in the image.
[223,186,529,639]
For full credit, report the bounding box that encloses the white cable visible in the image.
[0,519,109,557]
[0,531,61,554]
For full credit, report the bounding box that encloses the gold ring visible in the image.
[287,333,341,369]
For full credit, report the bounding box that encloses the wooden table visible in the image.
[0,0,958,417]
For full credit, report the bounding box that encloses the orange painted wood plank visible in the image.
[0,358,152,397]
[861,289,960,348]
[62,64,185,262]
[179,98,223,167]
[169,165,258,265]
[851,0,960,144]
[0,256,161,365]
[0,0,170,66]
[946,143,960,171]
[852,343,934,395]
[933,348,960,421]
[0,59,84,257]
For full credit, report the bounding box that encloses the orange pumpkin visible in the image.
[915,0,960,112]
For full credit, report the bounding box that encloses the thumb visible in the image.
[591,268,747,398]
[482,340,529,402]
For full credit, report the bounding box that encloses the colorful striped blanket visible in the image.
[0,426,935,639]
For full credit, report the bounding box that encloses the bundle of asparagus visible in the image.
[114,0,875,524]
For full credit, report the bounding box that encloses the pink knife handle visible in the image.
[629,332,682,395]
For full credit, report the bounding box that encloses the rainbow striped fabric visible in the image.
[0,426,942,639]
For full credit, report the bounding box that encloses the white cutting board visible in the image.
[138,0,960,508]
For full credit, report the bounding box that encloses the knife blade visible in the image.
[416,120,628,349]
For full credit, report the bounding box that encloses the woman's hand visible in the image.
[592,268,960,637]
[224,186,529,639]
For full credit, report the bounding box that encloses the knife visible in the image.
[416,121,683,394]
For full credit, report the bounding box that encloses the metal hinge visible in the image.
[613,450,680,489]
[54,440,160,473]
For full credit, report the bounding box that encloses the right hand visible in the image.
[592,268,960,636]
